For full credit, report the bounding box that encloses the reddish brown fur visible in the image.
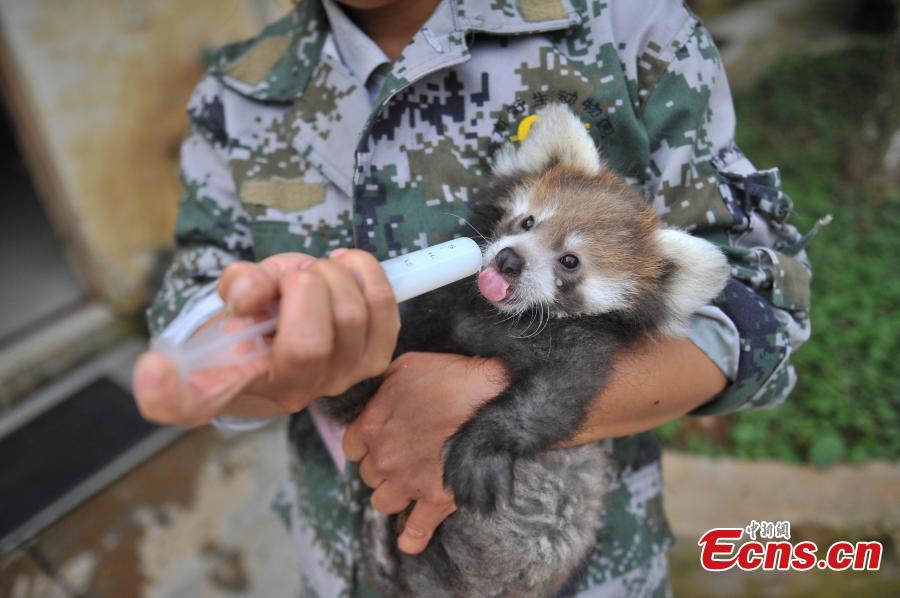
[500,164,669,306]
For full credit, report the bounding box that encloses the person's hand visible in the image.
[133,249,401,426]
[343,351,507,554]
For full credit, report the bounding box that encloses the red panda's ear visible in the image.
[492,104,603,178]
[655,229,731,337]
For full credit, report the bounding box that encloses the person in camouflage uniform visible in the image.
[139,0,814,595]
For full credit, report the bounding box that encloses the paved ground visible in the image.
[1,423,298,598]
[3,422,898,597]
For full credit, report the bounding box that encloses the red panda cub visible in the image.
[319,104,731,597]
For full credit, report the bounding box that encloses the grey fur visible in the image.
[364,444,608,598]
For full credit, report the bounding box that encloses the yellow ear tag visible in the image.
[510,114,540,142]
[509,113,592,142]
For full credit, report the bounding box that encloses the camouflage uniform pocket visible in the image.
[713,159,794,234]
[758,248,811,312]
[249,219,354,260]
[711,153,813,313]
[248,220,304,258]
[722,242,812,313]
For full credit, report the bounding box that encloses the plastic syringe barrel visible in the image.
[381,238,483,303]
[152,238,483,377]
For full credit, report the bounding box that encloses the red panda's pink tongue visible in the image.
[478,267,509,302]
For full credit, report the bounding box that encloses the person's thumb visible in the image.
[134,351,266,426]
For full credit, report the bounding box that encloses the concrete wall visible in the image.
[0,0,292,312]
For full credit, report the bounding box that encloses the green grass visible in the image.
[659,41,900,465]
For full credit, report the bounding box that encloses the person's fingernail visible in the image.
[398,534,425,555]
[227,277,254,309]
[300,259,315,270]
[330,248,349,258]
[404,526,425,539]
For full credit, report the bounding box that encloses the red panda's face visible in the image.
[480,103,731,336]
[479,165,665,319]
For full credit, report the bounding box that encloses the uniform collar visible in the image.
[213,0,579,103]
[320,0,390,86]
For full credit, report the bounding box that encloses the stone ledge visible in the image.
[663,450,900,539]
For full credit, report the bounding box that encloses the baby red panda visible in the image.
[481,104,727,335]
[320,104,730,597]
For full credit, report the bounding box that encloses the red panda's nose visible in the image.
[495,247,525,277]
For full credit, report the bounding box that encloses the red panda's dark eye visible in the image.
[521,216,535,231]
[559,254,579,269]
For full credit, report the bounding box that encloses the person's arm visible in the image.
[566,337,726,445]
[637,11,812,416]
[134,75,401,427]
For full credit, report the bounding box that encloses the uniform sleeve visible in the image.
[637,11,812,415]
[146,76,254,336]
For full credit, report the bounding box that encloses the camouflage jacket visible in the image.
[148,0,813,595]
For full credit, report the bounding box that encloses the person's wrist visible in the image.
[454,355,508,417]
[469,356,508,390]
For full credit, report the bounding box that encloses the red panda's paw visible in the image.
[442,425,515,516]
